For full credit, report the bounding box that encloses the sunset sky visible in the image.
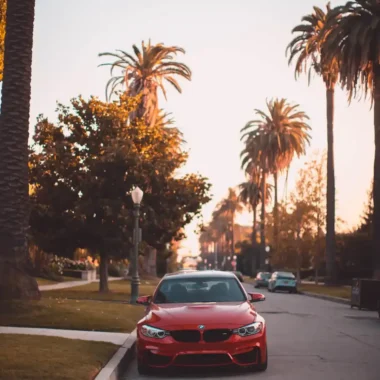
[29,0,373,259]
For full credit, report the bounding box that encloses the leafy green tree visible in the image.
[29,94,211,292]
[99,41,191,127]
[287,2,339,285]
[322,0,380,279]
[0,0,39,300]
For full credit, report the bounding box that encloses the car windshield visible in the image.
[153,277,246,304]
[261,273,270,279]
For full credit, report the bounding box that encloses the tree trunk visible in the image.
[296,230,301,283]
[0,0,40,300]
[325,86,337,285]
[273,171,279,254]
[373,65,380,280]
[251,206,257,276]
[99,254,109,293]
[231,216,235,257]
[260,170,267,270]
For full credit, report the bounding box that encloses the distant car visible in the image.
[135,270,268,374]
[253,272,271,288]
[231,271,244,282]
[268,271,297,293]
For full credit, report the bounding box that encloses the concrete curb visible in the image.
[299,291,350,305]
[95,329,136,380]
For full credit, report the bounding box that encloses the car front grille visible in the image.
[203,329,232,342]
[174,353,231,366]
[171,330,201,343]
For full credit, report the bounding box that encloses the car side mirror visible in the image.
[249,292,266,303]
[136,295,152,305]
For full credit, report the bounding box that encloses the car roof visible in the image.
[163,270,236,280]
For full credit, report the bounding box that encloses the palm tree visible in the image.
[241,99,311,268]
[0,0,40,300]
[322,0,380,279]
[99,41,191,127]
[213,188,243,259]
[286,2,339,285]
[239,172,272,274]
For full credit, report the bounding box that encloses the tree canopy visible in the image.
[29,93,211,263]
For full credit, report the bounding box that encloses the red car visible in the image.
[136,270,268,375]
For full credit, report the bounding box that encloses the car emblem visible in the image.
[198,325,205,330]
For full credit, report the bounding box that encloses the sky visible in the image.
[30,0,373,260]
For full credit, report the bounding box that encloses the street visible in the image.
[123,282,380,380]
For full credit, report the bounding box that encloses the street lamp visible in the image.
[130,186,143,304]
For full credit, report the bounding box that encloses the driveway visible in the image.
[122,282,380,379]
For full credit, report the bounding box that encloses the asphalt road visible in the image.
[122,282,380,380]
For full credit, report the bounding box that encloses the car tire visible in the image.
[256,348,268,371]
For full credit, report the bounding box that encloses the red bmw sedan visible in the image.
[136,270,268,375]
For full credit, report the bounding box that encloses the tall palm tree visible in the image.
[322,0,380,279]
[213,188,243,258]
[239,172,272,273]
[286,2,339,285]
[0,0,40,300]
[241,99,311,268]
[99,41,191,127]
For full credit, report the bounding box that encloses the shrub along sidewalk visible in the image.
[0,334,118,380]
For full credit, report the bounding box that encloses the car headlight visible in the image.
[233,322,263,337]
[141,325,170,339]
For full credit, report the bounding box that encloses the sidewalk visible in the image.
[39,277,122,291]
[0,326,128,345]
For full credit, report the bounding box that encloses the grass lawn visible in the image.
[43,279,158,301]
[0,279,159,332]
[299,283,351,299]
[35,276,77,286]
[0,334,117,380]
[0,297,145,332]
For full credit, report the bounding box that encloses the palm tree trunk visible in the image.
[0,0,40,300]
[373,65,380,280]
[260,170,267,270]
[325,86,337,285]
[231,216,235,257]
[252,205,257,245]
[273,170,279,254]
[251,206,257,275]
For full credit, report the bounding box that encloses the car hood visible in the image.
[141,302,257,329]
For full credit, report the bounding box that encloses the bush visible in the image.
[108,262,128,277]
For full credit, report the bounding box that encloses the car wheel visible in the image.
[137,361,151,376]
[256,348,268,371]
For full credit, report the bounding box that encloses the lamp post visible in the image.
[265,246,271,271]
[130,186,143,304]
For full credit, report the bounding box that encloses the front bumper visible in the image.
[137,329,267,368]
